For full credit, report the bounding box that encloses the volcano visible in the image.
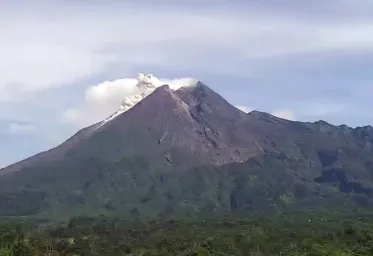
[1,75,373,219]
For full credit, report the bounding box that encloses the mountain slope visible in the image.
[1,83,256,174]
[1,79,373,219]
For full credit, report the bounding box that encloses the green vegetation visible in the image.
[1,212,373,255]
[1,152,373,220]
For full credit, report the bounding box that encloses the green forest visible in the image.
[1,212,373,255]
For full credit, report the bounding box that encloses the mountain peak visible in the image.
[95,74,198,128]
[118,73,196,112]
[2,75,373,218]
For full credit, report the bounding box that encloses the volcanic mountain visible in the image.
[1,75,373,219]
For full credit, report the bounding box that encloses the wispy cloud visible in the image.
[2,1,373,100]
[1,0,373,167]
[63,74,196,127]
[7,122,36,135]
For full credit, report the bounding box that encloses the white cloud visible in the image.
[61,108,81,124]
[85,78,139,107]
[8,123,36,135]
[1,1,373,103]
[235,105,254,113]
[271,109,295,120]
[0,2,250,100]
[63,74,197,127]
[1,1,373,167]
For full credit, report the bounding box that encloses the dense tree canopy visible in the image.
[1,212,373,255]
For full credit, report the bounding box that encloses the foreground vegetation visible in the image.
[1,212,373,255]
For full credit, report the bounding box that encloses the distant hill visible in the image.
[1,79,373,219]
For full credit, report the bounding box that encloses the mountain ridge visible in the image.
[1,79,373,219]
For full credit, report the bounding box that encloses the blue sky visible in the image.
[1,0,373,167]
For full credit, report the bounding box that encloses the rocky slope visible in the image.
[0,79,373,219]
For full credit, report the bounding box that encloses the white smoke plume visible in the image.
[63,73,197,127]
[117,73,197,112]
